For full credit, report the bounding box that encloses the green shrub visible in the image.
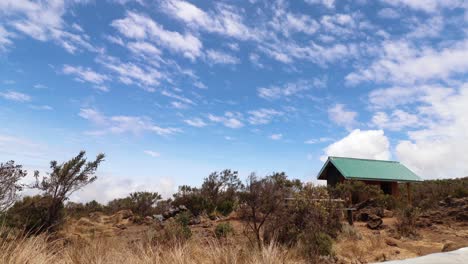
[299,231,333,258]
[159,218,191,244]
[217,200,235,216]
[215,222,234,238]
[5,195,63,234]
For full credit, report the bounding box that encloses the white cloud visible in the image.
[171,101,188,109]
[395,83,468,179]
[269,133,283,140]
[321,129,391,161]
[161,90,195,105]
[377,8,400,19]
[208,112,244,128]
[62,64,109,84]
[111,11,202,60]
[160,0,255,40]
[247,108,283,125]
[371,110,419,131]
[368,86,425,109]
[205,50,240,65]
[328,104,357,129]
[382,0,464,13]
[79,108,181,136]
[0,90,31,102]
[70,173,175,203]
[305,0,335,9]
[304,137,332,144]
[257,80,311,100]
[29,105,53,111]
[98,56,161,91]
[184,117,207,127]
[0,25,13,51]
[346,39,468,85]
[144,150,161,157]
[127,41,162,57]
[0,0,95,53]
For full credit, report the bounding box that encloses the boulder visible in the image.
[384,209,394,218]
[442,241,465,252]
[366,214,383,229]
[189,216,201,225]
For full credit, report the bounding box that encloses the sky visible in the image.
[0,0,467,203]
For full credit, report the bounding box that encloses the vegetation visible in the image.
[0,161,27,213]
[2,153,468,263]
[215,222,234,238]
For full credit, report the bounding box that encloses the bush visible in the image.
[215,222,234,238]
[159,217,192,245]
[396,206,420,238]
[298,231,333,258]
[217,200,235,216]
[5,195,63,234]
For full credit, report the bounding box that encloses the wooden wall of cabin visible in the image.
[326,164,345,187]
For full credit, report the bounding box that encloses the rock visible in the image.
[189,216,201,225]
[385,238,399,247]
[442,241,464,252]
[115,223,127,229]
[178,205,188,211]
[153,214,164,222]
[116,210,133,219]
[143,216,153,224]
[384,209,394,218]
[367,214,383,229]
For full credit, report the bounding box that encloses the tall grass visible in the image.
[0,227,309,264]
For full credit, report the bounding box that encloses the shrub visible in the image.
[5,195,63,234]
[396,206,420,238]
[215,222,234,238]
[159,217,192,245]
[298,231,333,258]
[217,200,235,216]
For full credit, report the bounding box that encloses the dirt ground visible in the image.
[60,209,468,264]
[334,217,468,263]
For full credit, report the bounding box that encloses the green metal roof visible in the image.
[317,156,422,182]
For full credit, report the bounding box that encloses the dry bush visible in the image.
[0,226,311,264]
[395,206,420,238]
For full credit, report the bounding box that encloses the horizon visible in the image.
[1,0,467,203]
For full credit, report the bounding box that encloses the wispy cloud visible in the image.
[328,104,357,130]
[208,112,244,128]
[184,118,207,127]
[79,108,181,136]
[144,150,161,157]
[0,91,31,102]
[247,108,283,125]
[269,133,283,140]
[63,64,109,84]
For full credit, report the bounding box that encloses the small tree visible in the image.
[0,161,27,212]
[201,169,243,213]
[32,151,104,230]
[129,191,162,216]
[238,172,292,248]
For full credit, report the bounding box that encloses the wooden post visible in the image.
[406,182,412,204]
[347,209,353,226]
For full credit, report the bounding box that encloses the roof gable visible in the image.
[317,156,422,182]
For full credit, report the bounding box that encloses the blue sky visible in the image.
[1,0,467,202]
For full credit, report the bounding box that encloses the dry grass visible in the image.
[0,228,308,264]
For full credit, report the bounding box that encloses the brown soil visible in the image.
[59,206,468,263]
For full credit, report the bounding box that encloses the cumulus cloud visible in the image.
[160,0,256,40]
[111,11,203,60]
[371,110,419,131]
[346,40,468,85]
[321,129,391,161]
[395,83,468,179]
[79,108,181,136]
[305,0,335,9]
[0,0,95,53]
[328,104,357,130]
[70,173,175,203]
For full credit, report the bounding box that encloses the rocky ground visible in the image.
[59,198,468,263]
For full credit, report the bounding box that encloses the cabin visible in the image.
[317,156,421,197]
